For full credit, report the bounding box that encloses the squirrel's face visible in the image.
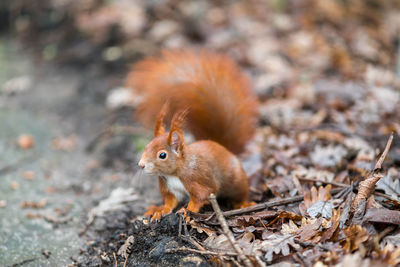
[138,135,183,176]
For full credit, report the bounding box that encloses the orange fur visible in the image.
[127,49,259,154]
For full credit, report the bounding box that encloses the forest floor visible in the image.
[1,0,400,266]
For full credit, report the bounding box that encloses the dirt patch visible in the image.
[77,212,209,267]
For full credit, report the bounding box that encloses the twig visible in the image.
[219,188,344,217]
[7,257,37,267]
[374,133,393,170]
[181,235,207,251]
[123,257,128,267]
[178,215,182,237]
[374,191,399,202]
[113,252,118,267]
[166,246,237,257]
[209,194,254,267]
[297,177,348,188]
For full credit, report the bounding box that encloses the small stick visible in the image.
[113,252,118,267]
[209,194,254,267]
[181,235,207,251]
[123,257,128,267]
[374,133,393,170]
[178,215,182,237]
[166,246,237,257]
[220,188,344,217]
[297,177,348,188]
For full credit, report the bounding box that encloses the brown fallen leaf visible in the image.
[299,185,332,217]
[189,221,215,236]
[297,218,322,243]
[268,211,303,226]
[320,209,341,242]
[228,210,278,227]
[371,244,400,266]
[281,220,299,235]
[342,225,369,252]
[262,233,300,262]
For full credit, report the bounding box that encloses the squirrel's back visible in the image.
[126,49,259,154]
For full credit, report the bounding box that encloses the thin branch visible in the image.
[219,188,344,217]
[166,246,237,257]
[113,252,118,267]
[297,177,349,188]
[209,194,254,267]
[374,133,393,170]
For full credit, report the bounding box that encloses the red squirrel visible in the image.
[127,50,259,221]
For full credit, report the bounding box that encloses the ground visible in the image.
[1,0,400,266]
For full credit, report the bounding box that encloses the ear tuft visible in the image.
[153,101,170,137]
[167,108,188,155]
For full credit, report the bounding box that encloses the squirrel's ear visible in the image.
[167,108,188,155]
[169,131,184,155]
[154,102,169,137]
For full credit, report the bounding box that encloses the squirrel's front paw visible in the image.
[145,205,173,222]
[144,205,162,217]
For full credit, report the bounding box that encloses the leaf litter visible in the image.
[6,0,400,266]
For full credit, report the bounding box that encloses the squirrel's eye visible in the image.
[158,152,167,159]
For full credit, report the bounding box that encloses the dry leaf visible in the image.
[376,168,400,201]
[189,221,215,236]
[342,225,369,252]
[262,234,300,262]
[118,235,135,259]
[300,185,332,217]
[297,218,322,243]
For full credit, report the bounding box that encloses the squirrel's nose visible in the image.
[138,160,145,169]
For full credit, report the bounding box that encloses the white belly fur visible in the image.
[164,175,189,201]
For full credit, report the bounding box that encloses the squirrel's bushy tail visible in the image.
[126,50,259,154]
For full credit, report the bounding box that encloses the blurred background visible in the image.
[1,0,400,81]
[0,0,399,266]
